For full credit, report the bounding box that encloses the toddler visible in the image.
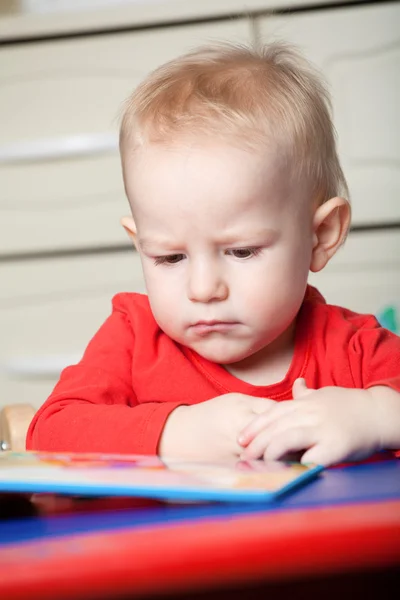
[27,42,400,466]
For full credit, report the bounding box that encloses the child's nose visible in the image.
[187,263,228,303]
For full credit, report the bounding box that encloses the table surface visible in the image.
[1,456,400,600]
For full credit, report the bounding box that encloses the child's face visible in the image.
[123,141,314,366]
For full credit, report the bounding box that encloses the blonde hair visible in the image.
[120,41,349,204]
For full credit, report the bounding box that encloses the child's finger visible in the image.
[300,444,339,467]
[263,426,317,462]
[238,400,297,447]
[240,414,312,460]
[240,429,272,460]
[292,378,313,399]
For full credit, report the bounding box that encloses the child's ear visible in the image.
[120,216,138,250]
[310,197,351,273]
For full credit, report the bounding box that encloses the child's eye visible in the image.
[154,254,185,266]
[227,247,261,259]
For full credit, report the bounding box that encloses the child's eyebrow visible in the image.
[218,228,279,245]
[139,229,279,252]
[139,238,172,251]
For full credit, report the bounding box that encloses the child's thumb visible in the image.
[292,378,311,399]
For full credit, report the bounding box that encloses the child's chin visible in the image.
[193,343,251,365]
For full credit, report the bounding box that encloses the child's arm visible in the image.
[27,300,183,455]
[239,322,400,466]
[27,294,273,459]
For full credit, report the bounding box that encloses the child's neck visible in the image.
[224,321,296,387]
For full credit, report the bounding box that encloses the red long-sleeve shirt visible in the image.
[27,286,400,455]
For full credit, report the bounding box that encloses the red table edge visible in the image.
[1,499,399,599]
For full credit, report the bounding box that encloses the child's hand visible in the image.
[159,394,275,461]
[238,379,383,466]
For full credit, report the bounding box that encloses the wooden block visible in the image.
[0,404,35,452]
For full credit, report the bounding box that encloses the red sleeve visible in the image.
[349,316,400,392]
[349,318,400,458]
[26,299,182,455]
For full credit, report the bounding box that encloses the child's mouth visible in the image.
[190,321,238,335]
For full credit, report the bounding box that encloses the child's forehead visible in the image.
[127,138,287,183]
[129,156,310,235]
[122,139,311,222]
[129,144,282,206]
